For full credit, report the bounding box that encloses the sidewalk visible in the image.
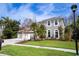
[11,44,76,53]
[0,54,9,56]
[2,38,25,46]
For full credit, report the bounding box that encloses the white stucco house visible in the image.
[17,17,65,40]
[17,27,34,40]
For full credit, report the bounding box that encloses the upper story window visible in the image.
[55,20,58,26]
[48,21,50,25]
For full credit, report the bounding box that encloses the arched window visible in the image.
[55,30,58,38]
[55,20,58,25]
[48,30,50,37]
[48,21,50,25]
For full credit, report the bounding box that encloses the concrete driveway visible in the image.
[2,38,25,46]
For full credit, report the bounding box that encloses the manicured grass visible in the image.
[18,40,79,50]
[0,45,75,56]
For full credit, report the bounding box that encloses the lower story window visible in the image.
[48,30,50,37]
[55,30,58,38]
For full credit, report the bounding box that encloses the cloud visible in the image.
[0,4,34,23]
[29,3,56,21]
[0,3,56,22]
[0,3,74,24]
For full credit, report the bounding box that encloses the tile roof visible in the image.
[18,27,34,33]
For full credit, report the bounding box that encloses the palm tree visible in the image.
[0,17,20,39]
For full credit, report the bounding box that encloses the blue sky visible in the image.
[0,3,79,23]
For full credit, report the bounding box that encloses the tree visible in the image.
[58,26,64,40]
[0,17,20,39]
[30,23,46,40]
[30,23,37,40]
[37,24,46,40]
[71,16,79,40]
[65,25,73,41]
[22,18,33,28]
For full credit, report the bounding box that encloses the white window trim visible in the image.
[54,29,59,39]
[47,21,51,26]
[47,29,51,38]
[54,20,59,26]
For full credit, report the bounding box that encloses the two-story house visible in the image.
[38,17,65,39]
[17,17,65,40]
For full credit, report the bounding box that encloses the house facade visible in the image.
[38,17,65,39]
[17,17,65,40]
[17,27,34,40]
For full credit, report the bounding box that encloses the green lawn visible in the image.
[0,45,75,56]
[18,40,79,50]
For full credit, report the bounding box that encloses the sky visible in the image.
[0,3,79,24]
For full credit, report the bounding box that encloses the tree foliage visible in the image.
[30,23,37,40]
[65,26,72,41]
[65,16,79,40]
[0,17,20,39]
[30,23,46,40]
[37,24,46,40]
[58,26,64,40]
[71,16,79,40]
[30,23,37,31]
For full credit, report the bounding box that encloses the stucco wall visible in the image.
[40,18,65,39]
[17,32,34,40]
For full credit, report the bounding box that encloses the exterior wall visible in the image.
[17,18,65,40]
[40,18,65,39]
[54,29,60,39]
[17,32,34,40]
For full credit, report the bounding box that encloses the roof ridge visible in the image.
[38,17,64,23]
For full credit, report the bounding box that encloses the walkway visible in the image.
[0,54,9,56]
[1,38,78,54]
[11,44,76,53]
[1,38,24,56]
[2,38,25,46]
